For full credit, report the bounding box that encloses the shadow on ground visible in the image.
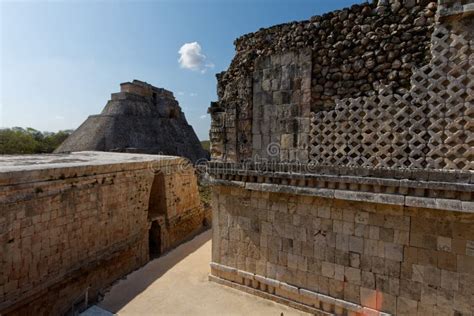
[99,229,211,313]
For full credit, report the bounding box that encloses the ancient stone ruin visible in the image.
[0,152,210,314]
[55,80,208,163]
[208,0,473,315]
[1,0,473,315]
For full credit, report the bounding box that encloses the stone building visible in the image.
[208,0,473,315]
[0,152,210,315]
[55,80,208,163]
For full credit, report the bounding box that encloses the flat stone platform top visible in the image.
[0,151,186,186]
[0,151,180,172]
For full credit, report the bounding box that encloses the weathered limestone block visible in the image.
[0,152,209,315]
[210,0,440,163]
[211,186,474,315]
[208,0,472,314]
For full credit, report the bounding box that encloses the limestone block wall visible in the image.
[152,162,211,253]
[210,0,473,172]
[120,81,153,98]
[0,152,208,315]
[208,0,473,314]
[211,186,474,315]
[438,0,474,18]
[252,49,312,162]
[210,0,439,163]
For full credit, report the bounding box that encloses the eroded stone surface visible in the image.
[55,80,208,163]
[209,0,440,163]
[208,0,474,314]
[0,152,210,315]
[209,1,473,172]
[211,186,474,315]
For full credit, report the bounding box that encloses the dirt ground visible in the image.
[98,230,309,316]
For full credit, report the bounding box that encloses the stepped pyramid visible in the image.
[55,80,208,162]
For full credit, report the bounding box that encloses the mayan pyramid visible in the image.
[55,80,208,162]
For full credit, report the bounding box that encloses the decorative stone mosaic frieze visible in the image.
[210,0,441,164]
[208,0,474,315]
[310,22,473,171]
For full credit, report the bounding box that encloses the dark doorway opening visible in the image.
[148,173,167,220]
[149,221,161,258]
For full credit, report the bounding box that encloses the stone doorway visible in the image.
[148,173,167,219]
[148,221,161,257]
[147,173,167,258]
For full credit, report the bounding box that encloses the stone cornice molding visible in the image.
[207,162,474,212]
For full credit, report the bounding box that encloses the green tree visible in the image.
[41,130,71,153]
[0,128,72,154]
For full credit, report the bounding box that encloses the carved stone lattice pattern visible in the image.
[310,24,473,171]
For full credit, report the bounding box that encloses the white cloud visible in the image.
[54,115,65,120]
[177,91,185,96]
[190,92,198,97]
[200,114,208,119]
[178,42,214,73]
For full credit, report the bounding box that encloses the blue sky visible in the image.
[1,0,363,140]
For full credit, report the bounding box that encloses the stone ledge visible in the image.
[210,178,474,213]
[209,262,391,316]
[208,275,331,316]
[209,169,474,193]
[0,151,184,186]
[207,162,473,184]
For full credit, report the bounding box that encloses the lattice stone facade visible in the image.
[310,22,473,171]
[209,0,440,164]
[208,1,474,315]
[210,1,473,173]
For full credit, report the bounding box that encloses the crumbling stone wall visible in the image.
[210,0,439,162]
[310,20,473,170]
[210,0,473,171]
[0,152,209,315]
[208,0,473,314]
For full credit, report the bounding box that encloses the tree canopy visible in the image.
[0,127,72,154]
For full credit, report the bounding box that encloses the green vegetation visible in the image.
[0,127,72,154]
[200,140,210,151]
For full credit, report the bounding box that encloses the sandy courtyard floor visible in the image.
[98,230,309,316]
